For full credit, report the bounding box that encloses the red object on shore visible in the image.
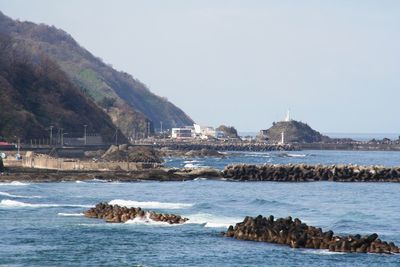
[0,142,15,149]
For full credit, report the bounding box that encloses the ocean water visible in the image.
[165,150,400,170]
[1,151,400,266]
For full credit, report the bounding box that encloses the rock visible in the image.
[101,145,163,163]
[84,202,189,225]
[222,164,400,182]
[223,215,399,254]
[260,120,330,143]
[118,144,128,151]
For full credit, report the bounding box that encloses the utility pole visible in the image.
[115,128,118,145]
[84,124,88,145]
[61,132,68,147]
[160,121,163,134]
[57,128,60,145]
[49,125,53,146]
[147,121,150,138]
[60,128,64,147]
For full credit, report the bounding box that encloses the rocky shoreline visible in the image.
[85,203,188,224]
[0,166,222,183]
[224,215,399,254]
[2,164,400,183]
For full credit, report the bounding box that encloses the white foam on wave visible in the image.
[109,199,192,210]
[184,163,199,168]
[75,179,108,184]
[193,178,208,181]
[287,153,307,158]
[185,213,240,228]
[57,212,84,217]
[125,213,178,227]
[0,181,29,186]
[183,160,201,164]
[0,191,41,198]
[244,152,271,158]
[0,199,92,208]
[302,249,346,255]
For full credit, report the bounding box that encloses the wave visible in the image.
[58,212,84,217]
[0,191,41,198]
[125,212,239,228]
[250,198,292,207]
[193,178,208,181]
[276,153,307,158]
[88,178,108,183]
[125,213,180,227]
[287,153,307,158]
[0,199,92,208]
[185,213,240,228]
[108,199,193,210]
[184,163,199,168]
[183,160,201,164]
[302,249,346,255]
[0,181,29,186]
[243,152,271,158]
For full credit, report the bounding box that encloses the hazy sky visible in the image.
[1,0,399,133]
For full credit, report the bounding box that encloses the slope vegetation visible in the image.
[0,11,194,138]
[0,34,124,143]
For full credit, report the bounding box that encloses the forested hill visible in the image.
[0,34,125,143]
[0,11,194,139]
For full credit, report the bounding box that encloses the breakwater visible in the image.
[222,164,400,182]
[84,202,188,224]
[152,142,297,152]
[224,215,399,254]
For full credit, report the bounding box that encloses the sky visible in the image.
[1,0,399,133]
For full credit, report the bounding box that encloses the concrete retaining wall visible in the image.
[22,156,160,171]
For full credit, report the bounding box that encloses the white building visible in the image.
[193,124,224,139]
[171,127,195,139]
[170,124,226,140]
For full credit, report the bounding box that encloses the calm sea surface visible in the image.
[1,150,400,266]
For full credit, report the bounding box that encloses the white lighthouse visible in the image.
[280,131,285,145]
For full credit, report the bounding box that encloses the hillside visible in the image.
[263,120,330,143]
[0,33,125,143]
[0,11,194,139]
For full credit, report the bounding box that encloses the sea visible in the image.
[1,150,400,266]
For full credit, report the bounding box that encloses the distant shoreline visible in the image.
[2,163,400,183]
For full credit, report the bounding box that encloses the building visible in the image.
[170,124,226,140]
[171,128,194,139]
[257,130,269,141]
[193,124,224,139]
